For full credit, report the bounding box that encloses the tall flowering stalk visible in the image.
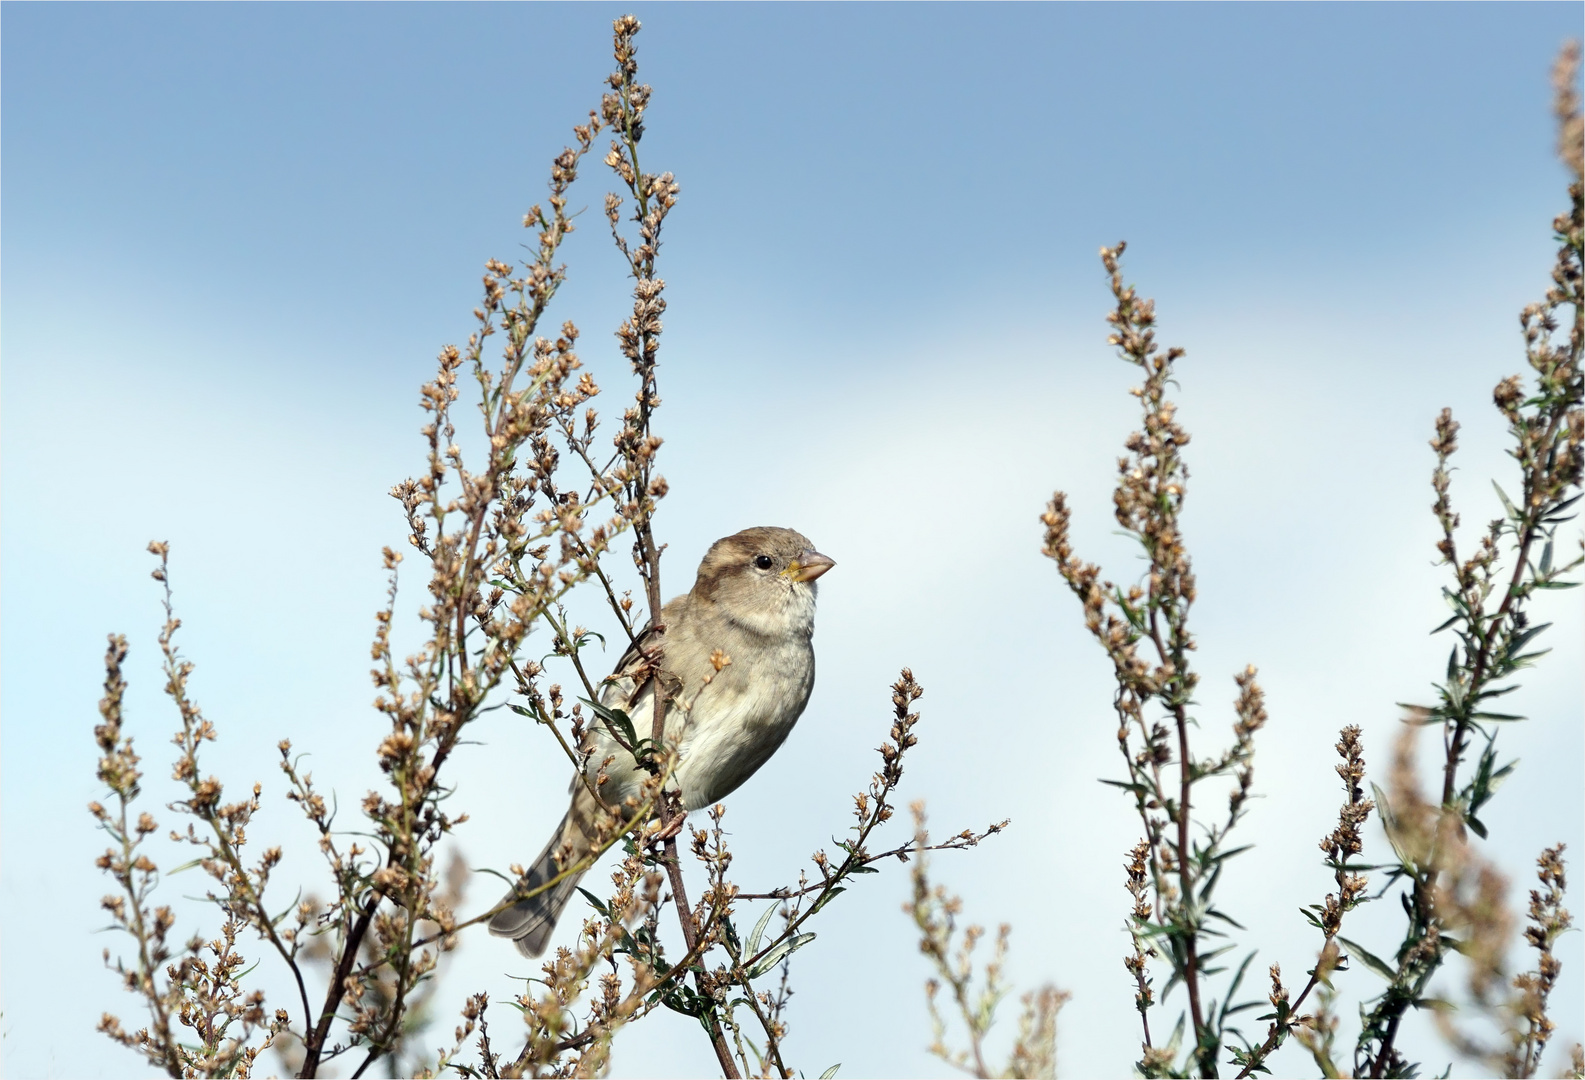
[1043,244,1269,1077]
[1350,42,1584,1080]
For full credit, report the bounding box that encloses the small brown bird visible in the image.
[489,526,834,957]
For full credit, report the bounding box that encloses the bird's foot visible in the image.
[652,812,686,843]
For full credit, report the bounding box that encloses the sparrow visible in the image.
[489,526,835,957]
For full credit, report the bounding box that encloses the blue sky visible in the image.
[4,3,1582,1077]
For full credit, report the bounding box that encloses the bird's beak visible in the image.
[784,550,836,583]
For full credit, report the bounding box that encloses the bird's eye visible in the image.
[753,554,774,571]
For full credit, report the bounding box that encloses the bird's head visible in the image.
[691,526,835,636]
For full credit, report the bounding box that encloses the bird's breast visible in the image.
[674,637,815,809]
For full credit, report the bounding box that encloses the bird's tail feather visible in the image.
[488,805,591,959]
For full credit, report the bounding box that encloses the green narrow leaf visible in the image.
[581,697,639,749]
[1397,703,1441,726]
[1219,952,1257,1024]
[1544,492,1582,519]
[744,932,816,979]
[1370,783,1413,868]
[746,904,778,956]
[1207,907,1248,931]
[1163,1014,1186,1058]
[577,888,611,917]
[1507,622,1552,654]
[819,1066,842,1079]
[1199,943,1238,967]
[1099,777,1152,796]
[809,886,847,916]
[1492,480,1518,521]
[1337,936,1398,982]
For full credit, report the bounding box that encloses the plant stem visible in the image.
[299,894,379,1078]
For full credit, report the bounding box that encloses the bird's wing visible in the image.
[593,620,665,720]
[607,620,664,683]
[580,619,677,767]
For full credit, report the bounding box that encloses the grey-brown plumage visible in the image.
[488,526,834,957]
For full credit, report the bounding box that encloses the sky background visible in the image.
[3,3,1583,1078]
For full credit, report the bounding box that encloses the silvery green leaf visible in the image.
[1371,783,1413,869]
[746,903,778,956]
[1492,480,1518,521]
[1163,1014,1186,1058]
[744,932,816,979]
